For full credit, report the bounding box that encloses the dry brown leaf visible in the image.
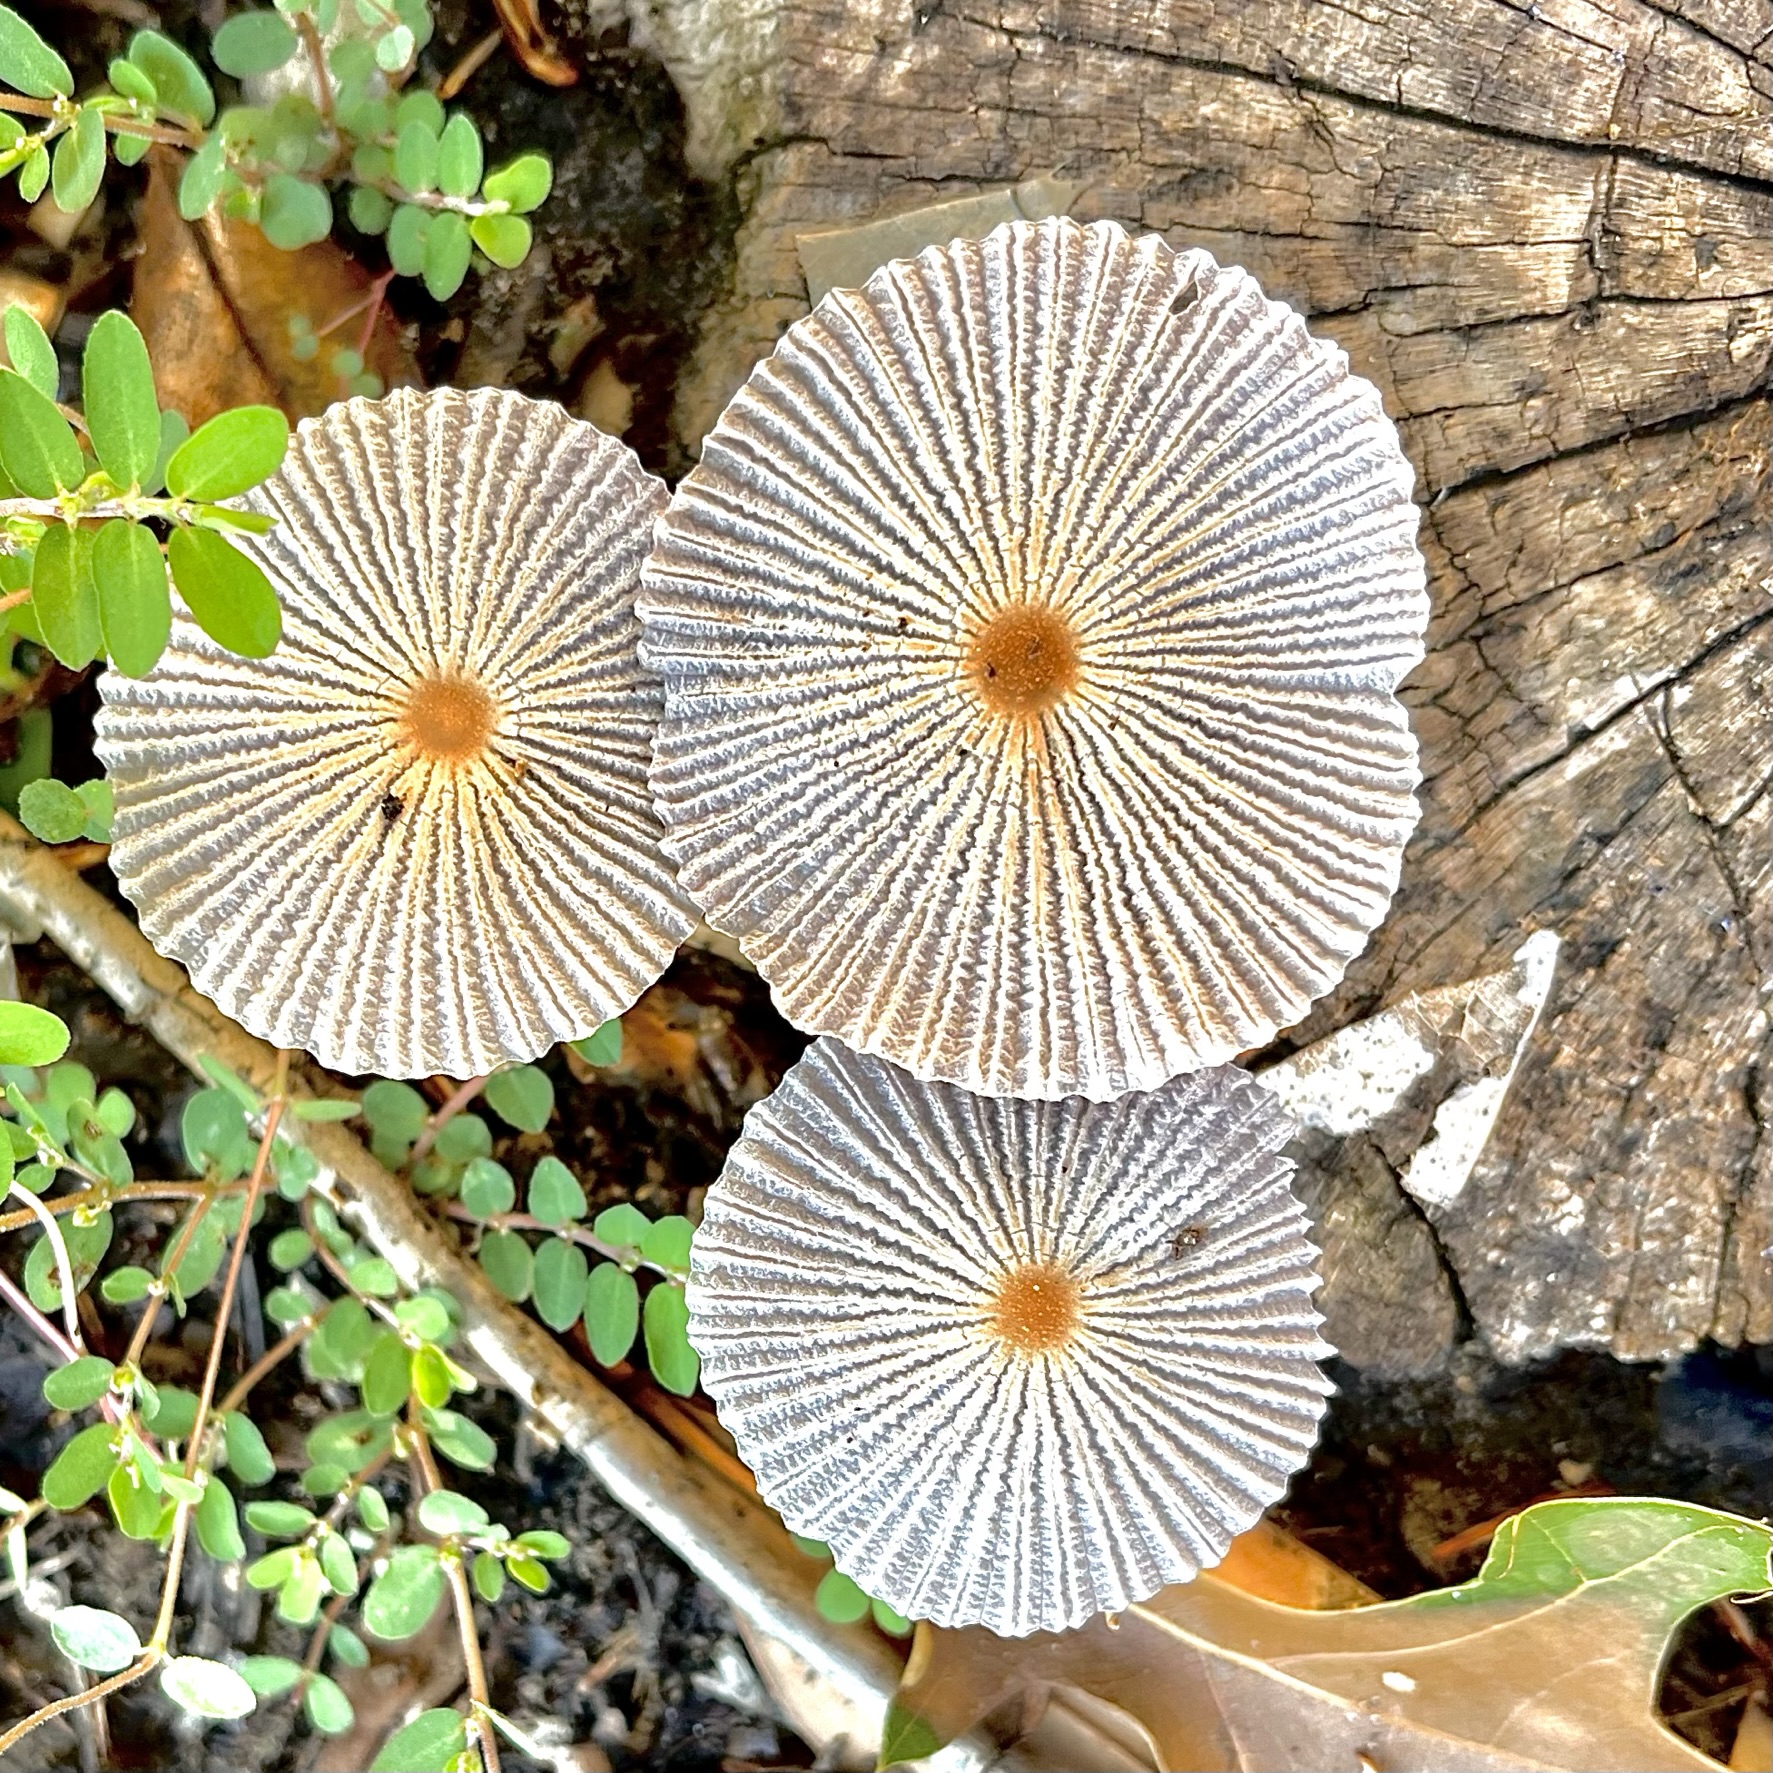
[883,1500,1773,1773]
[130,152,419,425]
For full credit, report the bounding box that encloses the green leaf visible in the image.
[113,130,150,169]
[178,134,227,221]
[356,1486,389,1534]
[182,1087,254,1179]
[100,1264,153,1304]
[259,171,332,250]
[872,1596,913,1637]
[468,211,531,271]
[3,304,57,399]
[166,404,289,500]
[0,367,83,496]
[362,1542,444,1641]
[507,1551,549,1593]
[347,185,393,235]
[416,1488,488,1535]
[478,1229,532,1302]
[482,152,551,214]
[570,1019,622,1067]
[30,523,101,669]
[42,1355,113,1411]
[301,1462,348,1497]
[432,1112,490,1164]
[167,527,281,658]
[360,1332,411,1416]
[306,1409,392,1474]
[422,210,471,301]
[82,313,160,489]
[410,1342,454,1409]
[526,1154,582,1226]
[244,1499,315,1537]
[267,1227,313,1271]
[640,1214,694,1276]
[513,1528,570,1561]
[147,408,187,496]
[643,1282,699,1396]
[0,5,73,98]
[328,1623,369,1668]
[346,1255,399,1296]
[306,1672,354,1735]
[422,1407,495,1472]
[25,1211,111,1311]
[879,1699,945,1770]
[196,1474,246,1561]
[107,56,156,103]
[459,1157,515,1219]
[240,1654,302,1696]
[291,1096,360,1122]
[212,11,298,76]
[94,519,172,676]
[369,1708,466,1772]
[814,1568,870,1625]
[311,1298,378,1378]
[50,1605,141,1673]
[126,31,216,127]
[592,1203,651,1251]
[17,777,84,844]
[436,114,482,199]
[375,23,414,71]
[385,202,429,278]
[317,1528,357,1595]
[50,106,105,215]
[361,1077,428,1144]
[160,1655,256,1720]
[0,1000,70,1066]
[472,1548,505,1602]
[393,89,444,135]
[533,1237,589,1332]
[583,1263,638,1366]
[245,1546,298,1590]
[395,1294,452,1343]
[107,1461,168,1538]
[393,117,438,193]
[41,1423,117,1508]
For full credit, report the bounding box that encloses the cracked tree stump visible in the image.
[611,0,1770,1364]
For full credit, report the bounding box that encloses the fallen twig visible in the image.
[0,811,919,1761]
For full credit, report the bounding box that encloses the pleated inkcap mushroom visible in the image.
[689,1038,1333,1637]
[95,387,697,1078]
[641,216,1429,1101]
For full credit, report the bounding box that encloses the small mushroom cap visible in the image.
[689,1038,1333,1637]
[96,387,697,1079]
[641,216,1428,1101]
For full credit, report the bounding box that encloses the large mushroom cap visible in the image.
[689,1038,1333,1637]
[641,217,1427,1100]
[96,387,697,1079]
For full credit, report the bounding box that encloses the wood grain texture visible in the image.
[639,0,1769,1362]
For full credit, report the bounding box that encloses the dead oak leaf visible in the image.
[131,151,419,426]
[883,1499,1773,1773]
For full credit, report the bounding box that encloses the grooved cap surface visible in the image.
[641,217,1428,1100]
[689,1038,1333,1636]
[95,387,697,1079]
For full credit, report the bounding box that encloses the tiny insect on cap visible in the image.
[689,1039,1334,1637]
[640,216,1428,1102]
[95,387,697,1078]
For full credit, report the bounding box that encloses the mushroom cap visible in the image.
[689,1038,1333,1636]
[641,217,1427,1101]
[95,387,697,1079]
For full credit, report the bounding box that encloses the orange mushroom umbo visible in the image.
[95,387,696,1079]
[688,1038,1333,1637]
[641,216,1428,1101]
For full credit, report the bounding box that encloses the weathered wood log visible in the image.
[605,0,1770,1364]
